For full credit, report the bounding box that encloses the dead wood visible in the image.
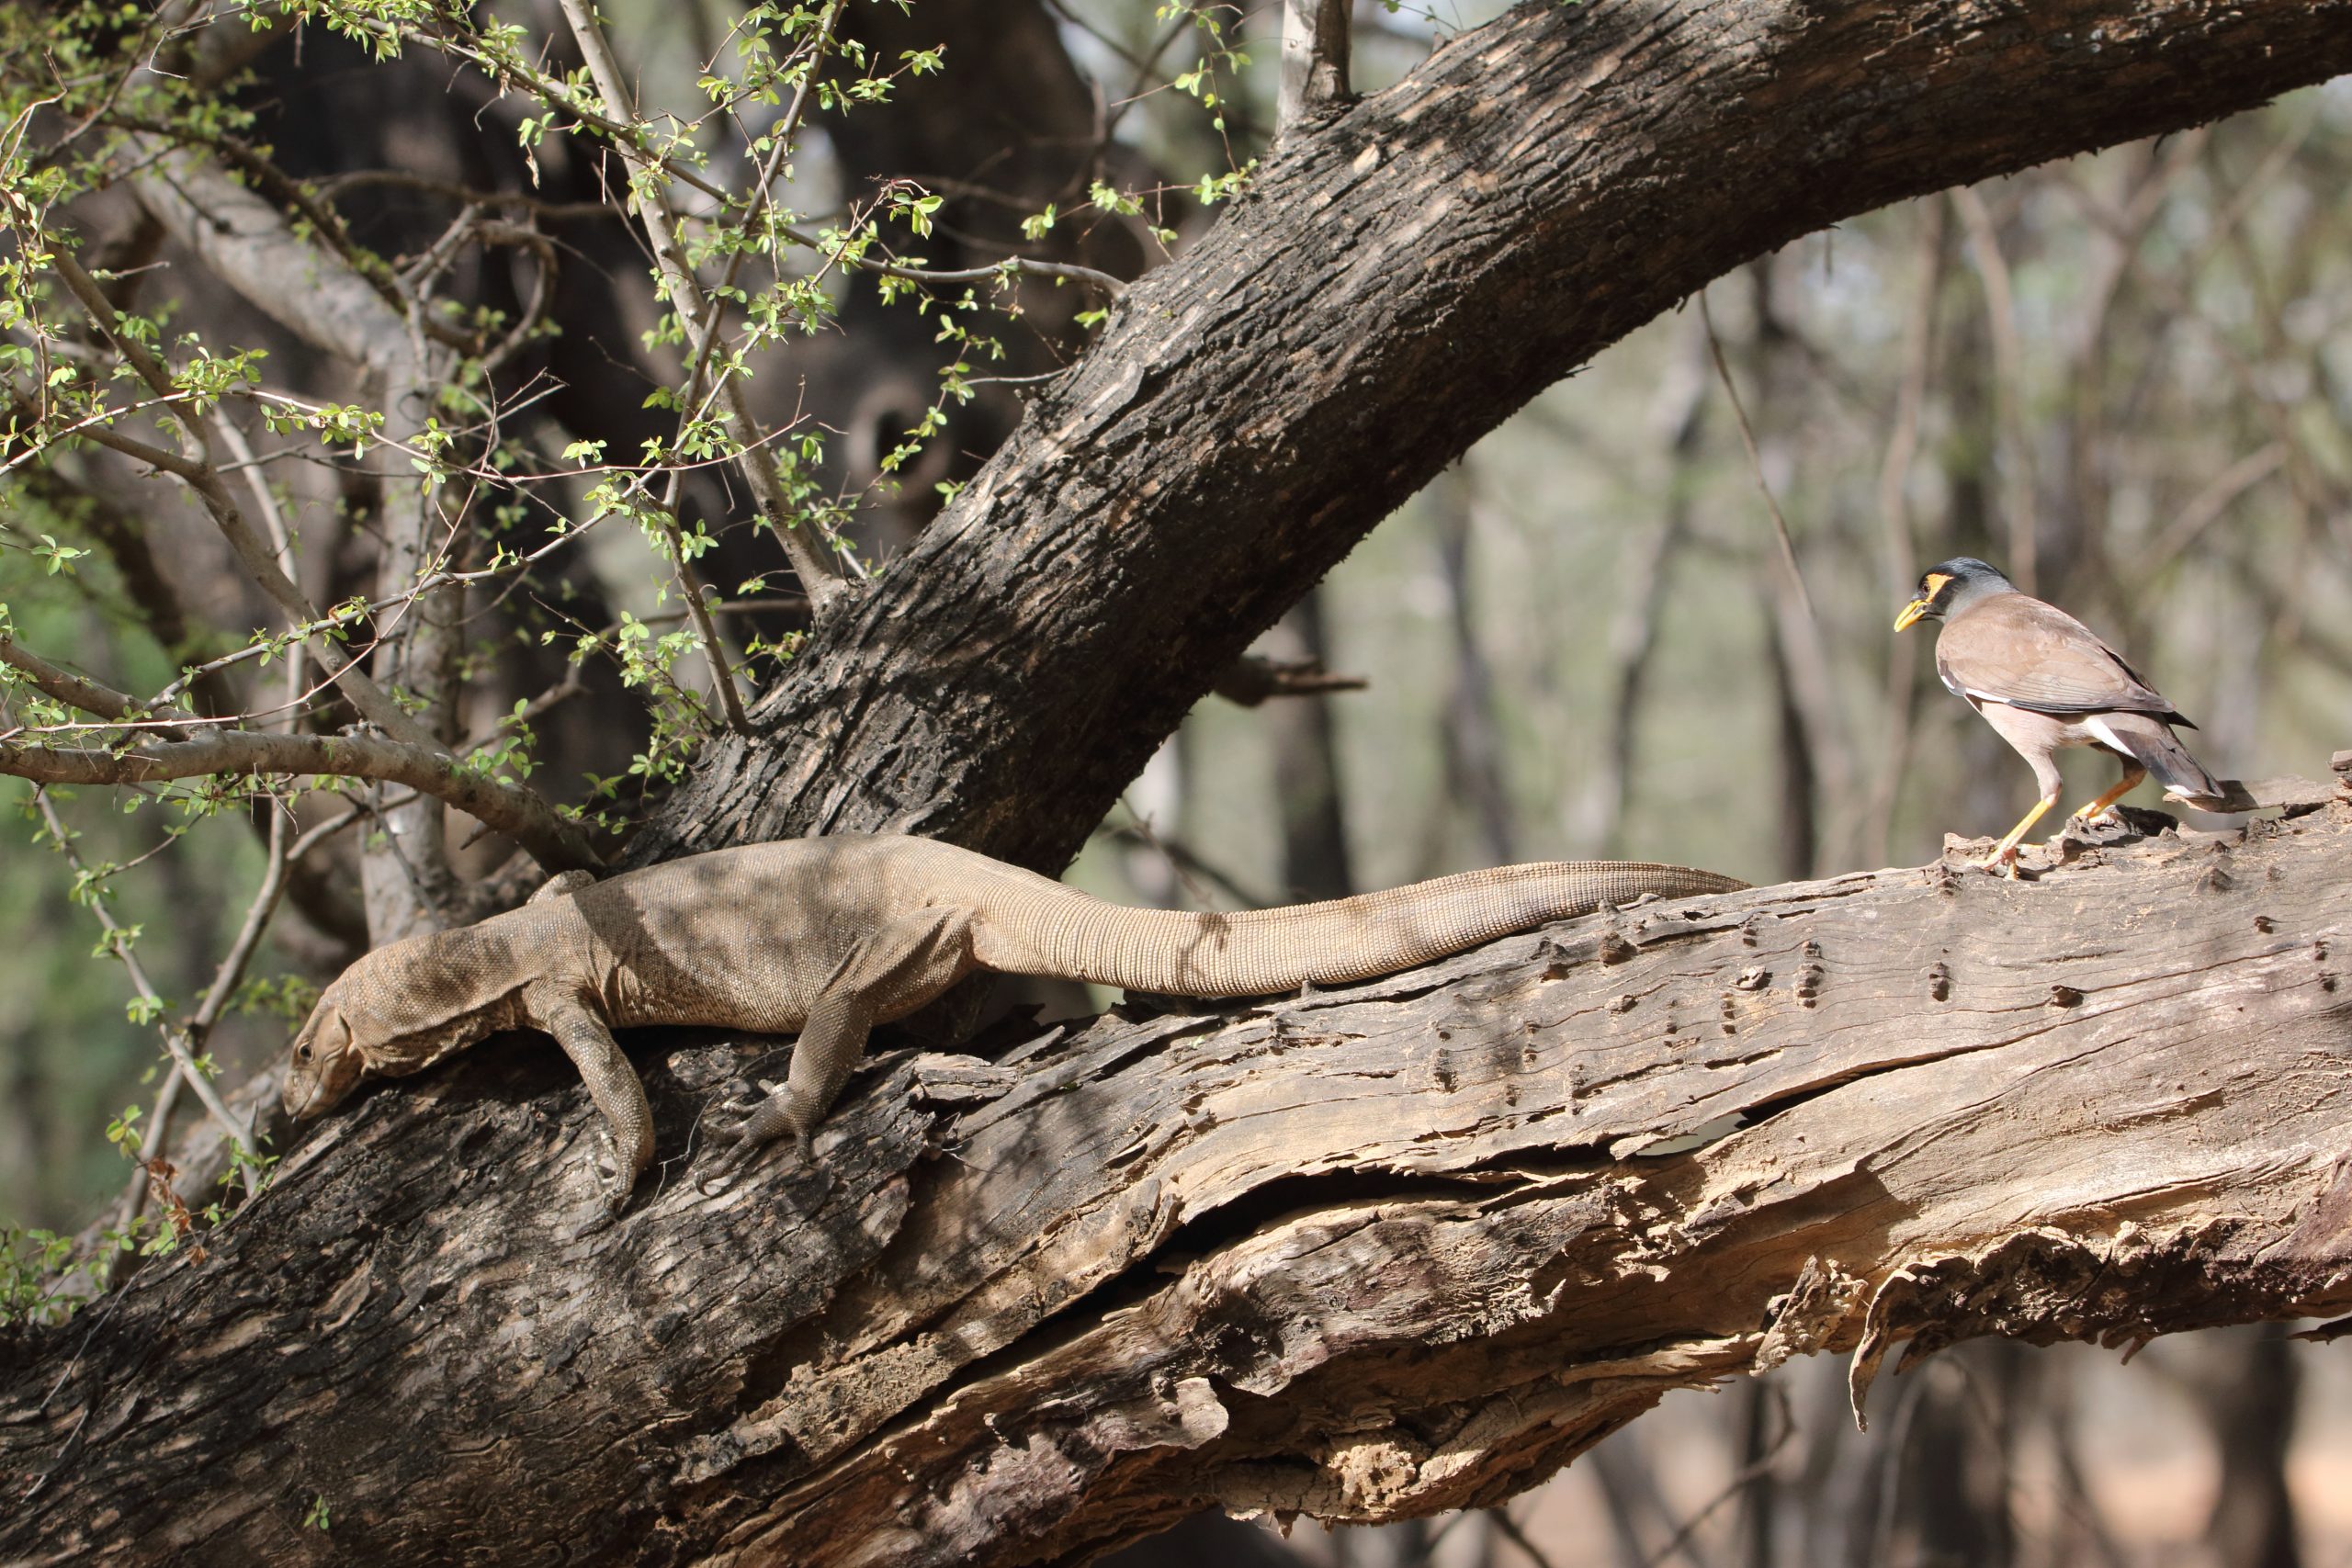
[6,805,2350,1563]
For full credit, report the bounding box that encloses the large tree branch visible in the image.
[4,805,2348,1562]
[634,0,2352,870]
[129,140,420,379]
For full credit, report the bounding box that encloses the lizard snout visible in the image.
[283,1004,358,1118]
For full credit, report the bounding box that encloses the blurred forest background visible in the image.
[4,1,2350,1563]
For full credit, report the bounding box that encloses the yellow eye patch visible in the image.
[1922,571,1952,597]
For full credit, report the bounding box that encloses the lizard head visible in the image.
[282,976,368,1119]
[282,928,522,1120]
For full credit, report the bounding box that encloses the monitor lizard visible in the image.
[281,834,1745,1212]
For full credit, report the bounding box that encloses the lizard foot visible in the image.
[588,1125,635,1221]
[696,1094,815,1194]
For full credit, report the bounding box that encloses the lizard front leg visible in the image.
[533,988,656,1216]
[708,904,975,1180]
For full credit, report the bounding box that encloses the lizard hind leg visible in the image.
[707,905,976,1182]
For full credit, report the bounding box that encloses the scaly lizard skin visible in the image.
[282,834,1745,1211]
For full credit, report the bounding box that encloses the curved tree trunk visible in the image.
[6,804,2351,1563]
[632,0,2352,873]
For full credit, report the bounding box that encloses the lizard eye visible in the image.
[297,1044,312,1061]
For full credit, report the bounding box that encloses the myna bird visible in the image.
[1894,558,2224,871]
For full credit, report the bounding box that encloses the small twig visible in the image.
[1634,1382,1794,1568]
[1860,200,1946,869]
[1951,185,2040,596]
[854,254,1127,298]
[1698,288,1816,629]
[44,246,455,756]
[32,790,254,1158]
[0,637,160,727]
[1488,1504,1565,1568]
[1209,651,1368,706]
[2142,441,2285,579]
[557,0,851,626]
[107,1051,185,1255]
[1098,812,1272,910]
[0,717,603,873]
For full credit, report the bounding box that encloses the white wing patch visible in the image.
[2083,715,2137,757]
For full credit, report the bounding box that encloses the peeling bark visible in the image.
[6,804,2350,1563]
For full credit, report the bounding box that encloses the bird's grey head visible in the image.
[1894,557,2014,631]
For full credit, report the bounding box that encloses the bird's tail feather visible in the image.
[2100,715,2223,804]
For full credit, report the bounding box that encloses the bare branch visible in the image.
[28,791,254,1160]
[556,0,851,626]
[0,635,148,724]
[1210,651,1368,706]
[43,247,436,750]
[1951,185,2041,597]
[0,724,602,873]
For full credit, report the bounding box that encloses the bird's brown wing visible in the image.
[1935,594,2193,724]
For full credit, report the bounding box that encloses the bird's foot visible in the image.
[2069,804,2123,830]
[1974,844,2025,878]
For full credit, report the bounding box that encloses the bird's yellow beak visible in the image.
[1893,598,1930,632]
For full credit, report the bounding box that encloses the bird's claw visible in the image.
[1974,846,2024,878]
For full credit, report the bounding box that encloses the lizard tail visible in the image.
[975,861,1747,998]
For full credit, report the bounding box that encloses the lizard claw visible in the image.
[695,1093,815,1194]
[588,1126,634,1220]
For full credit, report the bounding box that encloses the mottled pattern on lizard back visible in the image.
[562,840,907,1030]
[286,833,1747,1206]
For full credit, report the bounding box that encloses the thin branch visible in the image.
[1698,288,1816,628]
[2142,441,2285,580]
[1209,651,1368,705]
[557,0,850,629]
[0,637,150,725]
[1951,185,2040,596]
[30,790,254,1159]
[0,720,602,874]
[1095,814,1273,911]
[44,248,440,750]
[23,256,599,869]
[842,253,1127,298]
[1489,1505,1565,1568]
[1860,199,1947,869]
[107,1051,185,1253]
[1635,1385,1794,1568]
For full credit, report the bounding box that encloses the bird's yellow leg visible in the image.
[2066,769,2145,827]
[1978,796,2056,872]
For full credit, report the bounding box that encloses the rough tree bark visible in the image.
[6,3,2352,1562]
[6,805,2350,1563]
